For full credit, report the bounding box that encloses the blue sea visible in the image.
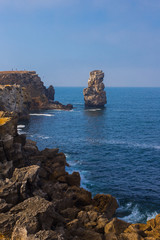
[18,87,160,223]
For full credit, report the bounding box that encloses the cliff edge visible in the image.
[0,71,73,118]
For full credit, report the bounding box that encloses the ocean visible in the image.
[18,87,160,223]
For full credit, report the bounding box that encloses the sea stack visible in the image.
[83,70,107,107]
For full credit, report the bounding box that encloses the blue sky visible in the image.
[0,0,160,87]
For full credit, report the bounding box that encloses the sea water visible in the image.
[18,87,160,223]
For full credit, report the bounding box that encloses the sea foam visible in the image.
[30,113,54,117]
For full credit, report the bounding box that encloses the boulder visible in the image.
[104,218,130,235]
[0,196,64,239]
[93,194,118,219]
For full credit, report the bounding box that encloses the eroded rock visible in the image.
[83,70,107,107]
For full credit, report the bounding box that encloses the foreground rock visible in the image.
[0,71,73,118]
[0,112,160,239]
[83,70,107,107]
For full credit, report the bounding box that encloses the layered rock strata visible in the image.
[83,70,107,107]
[0,112,159,239]
[0,71,73,115]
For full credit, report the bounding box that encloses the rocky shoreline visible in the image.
[0,112,160,240]
[0,71,160,239]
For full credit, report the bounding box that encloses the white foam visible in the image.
[147,211,158,221]
[17,125,25,129]
[64,153,71,158]
[29,113,54,117]
[119,204,145,223]
[86,109,102,112]
[118,202,159,223]
[40,136,50,139]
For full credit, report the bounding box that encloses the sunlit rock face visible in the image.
[83,70,107,107]
[0,71,54,111]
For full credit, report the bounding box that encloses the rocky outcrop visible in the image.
[0,85,31,119]
[0,71,73,115]
[83,70,107,107]
[0,113,160,239]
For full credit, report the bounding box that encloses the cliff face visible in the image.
[83,70,107,107]
[0,71,54,111]
[0,71,72,115]
[0,85,31,119]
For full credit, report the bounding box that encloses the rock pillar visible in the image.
[83,70,107,107]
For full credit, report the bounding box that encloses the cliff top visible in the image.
[90,70,103,75]
[0,71,36,75]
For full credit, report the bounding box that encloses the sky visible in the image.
[0,0,160,87]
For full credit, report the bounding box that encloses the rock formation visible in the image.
[0,71,73,115]
[0,85,31,119]
[83,70,107,107]
[0,111,160,239]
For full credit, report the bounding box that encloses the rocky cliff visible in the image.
[0,112,159,240]
[83,70,107,107]
[0,85,31,119]
[0,71,72,115]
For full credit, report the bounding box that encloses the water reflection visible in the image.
[84,107,106,117]
[83,107,107,144]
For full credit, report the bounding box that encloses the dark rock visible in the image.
[46,85,55,101]
[93,194,118,219]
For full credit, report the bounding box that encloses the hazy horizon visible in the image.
[0,0,160,87]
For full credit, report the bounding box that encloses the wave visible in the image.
[64,153,71,159]
[118,202,158,223]
[86,138,160,151]
[30,113,54,117]
[147,211,158,221]
[29,134,50,140]
[17,125,25,129]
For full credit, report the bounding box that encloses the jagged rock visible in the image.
[49,101,73,110]
[73,228,103,240]
[45,85,55,101]
[1,111,160,240]
[60,207,79,220]
[65,186,92,207]
[83,70,107,107]
[104,218,130,235]
[29,230,64,240]
[93,194,118,219]
[119,232,144,240]
[104,233,118,240]
[0,196,64,239]
[0,85,30,119]
[96,217,109,233]
[0,165,40,205]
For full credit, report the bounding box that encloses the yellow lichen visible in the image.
[0,117,11,126]
[0,234,10,240]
